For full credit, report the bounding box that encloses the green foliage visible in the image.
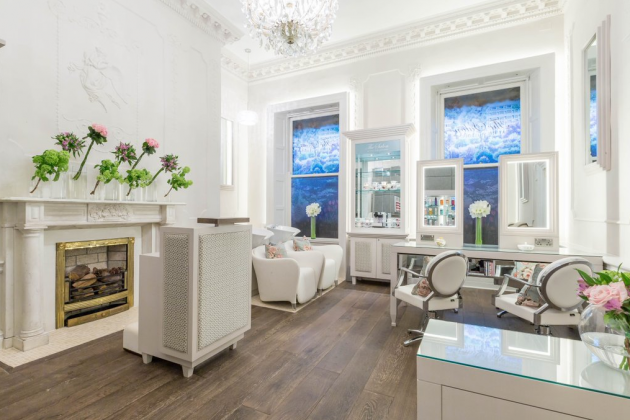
[167,166,193,192]
[95,159,123,184]
[125,169,153,190]
[32,150,70,182]
[576,269,596,286]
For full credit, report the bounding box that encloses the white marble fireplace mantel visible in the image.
[0,197,184,351]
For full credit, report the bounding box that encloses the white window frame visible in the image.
[220,118,235,190]
[288,108,340,241]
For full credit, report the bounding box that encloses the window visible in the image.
[290,113,340,239]
[440,82,527,245]
[220,118,234,188]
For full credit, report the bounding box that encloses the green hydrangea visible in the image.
[30,150,70,193]
[95,159,123,184]
[124,168,153,196]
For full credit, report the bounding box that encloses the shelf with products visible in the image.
[423,195,456,227]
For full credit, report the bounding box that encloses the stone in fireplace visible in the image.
[57,238,134,328]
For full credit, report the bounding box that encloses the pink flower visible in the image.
[604,298,624,312]
[584,282,629,307]
[577,279,588,294]
[145,138,159,148]
[91,123,108,137]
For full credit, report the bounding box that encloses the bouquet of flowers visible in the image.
[113,142,138,165]
[131,138,159,169]
[306,203,321,218]
[53,132,85,158]
[578,267,630,370]
[74,123,108,180]
[468,200,491,218]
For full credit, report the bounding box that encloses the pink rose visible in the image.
[91,123,108,137]
[145,138,159,148]
[584,283,629,307]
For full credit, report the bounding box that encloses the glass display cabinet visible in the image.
[417,159,464,248]
[344,124,415,283]
[499,151,559,251]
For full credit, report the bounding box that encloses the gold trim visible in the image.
[64,291,129,312]
[56,237,135,328]
[66,304,129,327]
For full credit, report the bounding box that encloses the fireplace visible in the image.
[55,238,135,328]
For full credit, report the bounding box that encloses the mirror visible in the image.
[506,160,548,228]
[584,35,598,164]
[423,166,456,227]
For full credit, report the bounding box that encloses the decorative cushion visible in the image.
[515,263,548,307]
[293,237,313,251]
[513,262,538,281]
[411,278,432,297]
[265,243,288,259]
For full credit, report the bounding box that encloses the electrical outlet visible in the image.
[420,234,434,242]
[535,238,553,247]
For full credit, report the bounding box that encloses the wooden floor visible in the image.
[0,282,578,420]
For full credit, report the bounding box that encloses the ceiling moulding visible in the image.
[222,0,563,82]
[158,0,243,45]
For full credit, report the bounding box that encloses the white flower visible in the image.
[469,200,491,219]
[306,203,322,218]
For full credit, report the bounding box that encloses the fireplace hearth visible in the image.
[56,238,135,328]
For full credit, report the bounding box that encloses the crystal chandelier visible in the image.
[241,0,339,57]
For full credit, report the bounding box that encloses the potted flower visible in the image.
[30,150,70,194]
[306,203,321,240]
[73,124,108,180]
[468,200,490,245]
[577,267,630,372]
[165,166,192,198]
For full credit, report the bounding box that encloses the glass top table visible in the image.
[394,241,604,258]
[417,320,630,400]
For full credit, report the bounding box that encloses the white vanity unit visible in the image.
[137,224,252,378]
[344,124,415,283]
[416,320,629,419]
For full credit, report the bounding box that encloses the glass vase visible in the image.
[579,305,630,373]
[311,217,316,240]
[144,183,157,203]
[475,217,483,245]
[67,164,87,200]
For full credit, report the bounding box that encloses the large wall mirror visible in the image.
[499,152,558,250]
[584,15,611,170]
[417,158,464,247]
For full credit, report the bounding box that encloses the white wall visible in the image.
[0,0,223,224]
[246,16,565,234]
[220,70,249,218]
[564,0,630,268]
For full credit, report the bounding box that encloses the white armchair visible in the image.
[494,257,593,335]
[252,245,319,309]
[283,242,343,294]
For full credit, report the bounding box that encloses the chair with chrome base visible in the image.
[494,257,593,335]
[394,251,468,347]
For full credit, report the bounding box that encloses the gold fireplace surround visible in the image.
[56,237,135,328]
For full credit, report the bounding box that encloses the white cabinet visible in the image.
[350,236,406,283]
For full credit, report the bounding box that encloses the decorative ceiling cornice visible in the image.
[157,0,243,45]
[222,0,563,82]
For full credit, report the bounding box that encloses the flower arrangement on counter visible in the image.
[577,267,630,371]
[30,124,193,200]
[469,200,491,245]
[30,150,70,193]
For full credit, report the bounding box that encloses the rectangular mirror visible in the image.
[499,152,558,250]
[505,161,548,228]
[423,166,456,227]
[584,35,597,164]
[417,159,464,247]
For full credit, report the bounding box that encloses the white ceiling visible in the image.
[206,0,499,65]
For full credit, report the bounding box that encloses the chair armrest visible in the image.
[285,250,325,282]
[400,267,426,279]
[496,274,537,297]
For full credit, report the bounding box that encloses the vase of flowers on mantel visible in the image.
[469,200,491,245]
[306,203,321,240]
[577,267,630,373]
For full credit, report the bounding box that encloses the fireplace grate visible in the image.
[66,270,127,303]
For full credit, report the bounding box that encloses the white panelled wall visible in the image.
[564,0,630,269]
[0,0,232,225]
[244,16,566,239]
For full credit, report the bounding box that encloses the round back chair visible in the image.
[538,257,593,311]
[425,251,468,297]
